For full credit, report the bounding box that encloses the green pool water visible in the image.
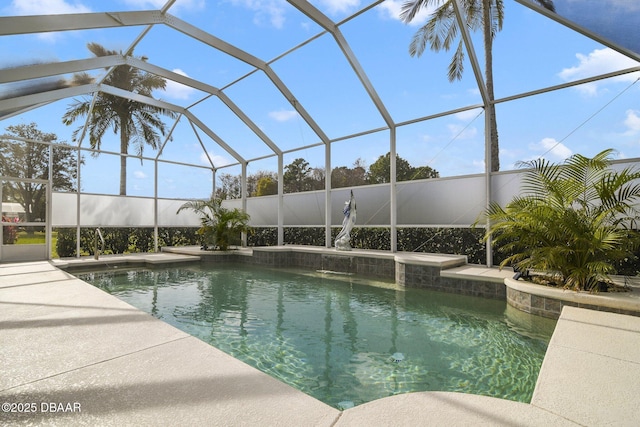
[78,263,556,409]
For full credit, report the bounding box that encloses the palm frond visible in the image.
[400,0,439,23]
[484,149,640,290]
[447,42,465,82]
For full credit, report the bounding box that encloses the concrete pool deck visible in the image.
[2,259,640,426]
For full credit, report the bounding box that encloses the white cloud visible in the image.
[313,0,360,15]
[566,0,640,12]
[200,151,232,167]
[447,123,477,140]
[472,158,485,170]
[467,87,481,97]
[613,0,640,11]
[443,109,482,140]
[377,0,434,26]
[558,48,640,96]
[123,0,205,11]
[454,108,482,122]
[376,0,402,20]
[10,0,91,15]
[9,0,92,41]
[420,133,433,143]
[162,68,197,100]
[529,137,572,160]
[230,0,287,29]
[269,109,298,122]
[623,109,640,135]
[133,170,147,179]
[451,124,477,140]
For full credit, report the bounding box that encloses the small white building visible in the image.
[1,202,25,220]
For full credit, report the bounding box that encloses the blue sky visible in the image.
[1,0,639,198]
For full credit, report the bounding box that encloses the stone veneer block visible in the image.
[505,277,640,319]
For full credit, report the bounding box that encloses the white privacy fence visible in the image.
[2,156,627,264]
[50,158,640,257]
[52,194,202,227]
[51,170,524,229]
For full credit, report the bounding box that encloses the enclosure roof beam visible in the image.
[215,91,282,156]
[0,84,99,113]
[0,10,330,146]
[163,14,265,69]
[286,0,336,33]
[451,0,489,106]
[99,84,186,114]
[126,58,282,155]
[0,80,246,165]
[260,66,330,143]
[514,0,640,62]
[0,56,125,84]
[0,11,164,35]
[287,0,395,129]
[100,84,245,164]
[184,112,245,164]
[164,13,330,144]
[0,54,283,157]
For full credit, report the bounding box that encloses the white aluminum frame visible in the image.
[1,0,639,263]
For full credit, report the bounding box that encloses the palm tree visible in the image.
[63,42,177,195]
[400,0,555,172]
[177,197,251,251]
[481,149,640,291]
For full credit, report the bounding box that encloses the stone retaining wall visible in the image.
[505,277,640,319]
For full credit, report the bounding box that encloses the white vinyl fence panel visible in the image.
[51,163,637,229]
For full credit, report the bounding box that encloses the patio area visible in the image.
[2,258,640,426]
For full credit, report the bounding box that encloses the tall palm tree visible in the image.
[63,42,177,195]
[400,0,555,172]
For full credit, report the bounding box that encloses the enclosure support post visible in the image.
[241,162,248,247]
[452,0,493,266]
[153,158,159,253]
[277,154,284,246]
[485,110,493,267]
[390,126,397,253]
[47,145,53,260]
[325,141,332,248]
[0,183,3,260]
[75,146,82,258]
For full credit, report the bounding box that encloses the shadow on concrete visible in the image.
[1,370,316,423]
[0,310,158,330]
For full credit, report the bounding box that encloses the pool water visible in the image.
[79,263,556,409]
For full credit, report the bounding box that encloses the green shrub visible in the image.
[177,197,251,251]
[398,227,487,264]
[248,227,277,246]
[249,226,489,263]
[284,227,326,246]
[55,227,200,258]
[481,149,640,291]
[54,228,76,257]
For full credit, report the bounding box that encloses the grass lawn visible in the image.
[13,231,59,258]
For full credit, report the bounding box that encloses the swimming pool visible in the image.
[78,263,556,409]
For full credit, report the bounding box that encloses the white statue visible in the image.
[335,190,356,251]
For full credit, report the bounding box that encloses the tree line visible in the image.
[215,153,439,199]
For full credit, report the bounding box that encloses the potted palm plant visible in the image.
[481,149,640,292]
[177,197,251,251]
